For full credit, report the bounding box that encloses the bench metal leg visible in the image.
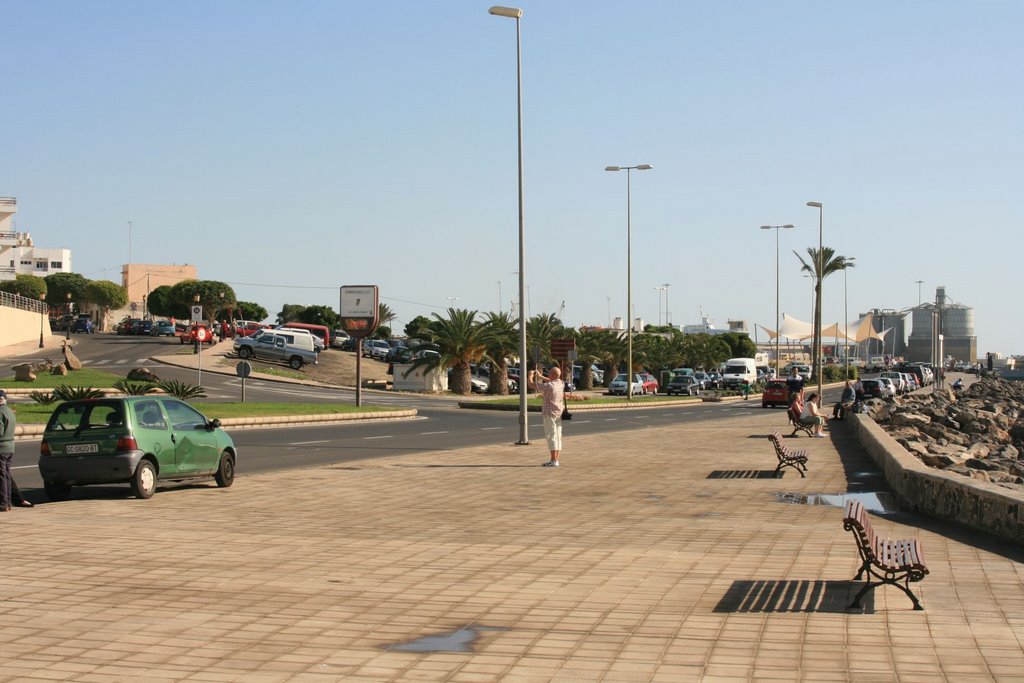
[849,569,925,611]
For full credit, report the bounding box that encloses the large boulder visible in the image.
[11,363,36,382]
[50,364,68,376]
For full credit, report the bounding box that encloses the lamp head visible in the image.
[806,201,822,208]
[636,164,653,170]
[605,166,621,172]
[488,6,522,18]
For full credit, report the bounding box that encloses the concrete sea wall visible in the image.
[852,413,1024,543]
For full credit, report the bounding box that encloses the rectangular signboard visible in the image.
[340,286,378,318]
[339,285,379,339]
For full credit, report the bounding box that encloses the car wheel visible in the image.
[130,460,157,499]
[237,347,252,359]
[44,481,72,501]
[215,451,235,488]
[289,356,304,370]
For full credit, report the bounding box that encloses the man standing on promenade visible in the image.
[0,390,16,512]
[528,365,565,467]
[786,367,806,403]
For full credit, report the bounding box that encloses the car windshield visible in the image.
[613,374,627,382]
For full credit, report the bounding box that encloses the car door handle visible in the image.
[171,434,177,443]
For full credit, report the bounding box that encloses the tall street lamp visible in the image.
[806,201,823,396]
[488,5,529,445]
[39,293,46,348]
[662,283,671,326]
[915,279,923,306]
[844,256,856,378]
[760,224,795,378]
[606,163,653,400]
[653,285,667,326]
[65,291,72,341]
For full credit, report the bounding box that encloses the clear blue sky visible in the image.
[3,1,1021,356]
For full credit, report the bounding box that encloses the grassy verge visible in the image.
[0,368,124,389]
[11,401,394,424]
[193,402,392,419]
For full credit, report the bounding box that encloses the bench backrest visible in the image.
[843,499,877,559]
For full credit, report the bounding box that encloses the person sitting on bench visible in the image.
[800,392,828,438]
[832,380,856,420]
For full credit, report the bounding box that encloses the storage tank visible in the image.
[943,305,974,337]
[911,306,934,337]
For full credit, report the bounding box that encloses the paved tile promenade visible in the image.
[3,399,1023,683]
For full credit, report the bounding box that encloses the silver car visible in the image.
[608,373,645,396]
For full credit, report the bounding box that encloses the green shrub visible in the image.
[29,390,57,405]
[156,380,207,400]
[52,386,106,401]
[113,379,158,395]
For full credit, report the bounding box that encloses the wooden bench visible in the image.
[767,431,808,478]
[842,499,929,610]
[787,405,817,437]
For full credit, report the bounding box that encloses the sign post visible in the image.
[551,338,577,386]
[236,361,252,402]
[339,285,380,406]
[195,324,208,386]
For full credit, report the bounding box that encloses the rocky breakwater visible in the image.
[865,378,1024,493]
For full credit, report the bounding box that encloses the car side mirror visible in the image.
[207,418,221,430]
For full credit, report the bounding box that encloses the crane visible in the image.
[557,300,566,321]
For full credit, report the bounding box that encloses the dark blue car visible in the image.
[72,317,94,334]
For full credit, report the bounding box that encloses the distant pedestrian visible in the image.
[740,379,751,400]
[1,390,16,512]
[528,365,565,467]
[786,368,805,402]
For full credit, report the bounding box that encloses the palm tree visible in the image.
[404,308,486,395]
[794,246,856,387]
[574,329,610,390]
[526,313,564,366]
[595,330,628,386]
[480,311,519,395]
[378,302,397,327]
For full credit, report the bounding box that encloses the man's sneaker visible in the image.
[542,460,560,467]
[813,433,827,438]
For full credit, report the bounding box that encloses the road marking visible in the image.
[420,431,448,435]
[574,420,591,424]
[364,435,393,440]
[604,418,618,421]
[13,465,35,470]
[290,440,330,445]
[116,359,128,365]
[137,358,151,364]
[481,427,502,431]
[93,360,109,365]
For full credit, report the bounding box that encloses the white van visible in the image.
[275,326,325,352]
[721,358,757,388]
[250,328,317,354]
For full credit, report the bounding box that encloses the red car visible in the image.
[761,380,789,408]
[641,373,659,395]
[179,323,215,345]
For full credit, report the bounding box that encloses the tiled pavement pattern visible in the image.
[2,409,1024,682]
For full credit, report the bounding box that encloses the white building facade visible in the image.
[0,197,73,281]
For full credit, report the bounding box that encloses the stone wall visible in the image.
[0,304,46,347]
[851,413,1024,544]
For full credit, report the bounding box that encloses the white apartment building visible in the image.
[0,197,73,281]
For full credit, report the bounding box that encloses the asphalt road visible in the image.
[5,334,849,500]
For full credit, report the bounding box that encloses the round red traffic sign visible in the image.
[196,327,208,342]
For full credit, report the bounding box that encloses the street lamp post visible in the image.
[39,294,46,348]
[806,201,824,396]
[65,292,71,341]
[915,280,923,307]
[488,5,529,445]
[606,163,653,400]
[760,224,795,378]
[663,283,671,327]
[844,256,856,379]
[653,286,666,326]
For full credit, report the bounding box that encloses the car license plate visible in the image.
[66,443,99,455]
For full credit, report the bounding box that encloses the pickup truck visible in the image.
[234,331,318,370]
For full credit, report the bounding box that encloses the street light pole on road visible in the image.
[488,5,529,445]
[760,224,795,378]
[806,201,824,397]
[606,164,653,400]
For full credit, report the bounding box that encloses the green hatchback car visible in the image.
[38,397,237,501]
